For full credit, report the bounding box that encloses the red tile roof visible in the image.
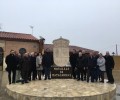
[0,31,38,41]
[44,44,98,53]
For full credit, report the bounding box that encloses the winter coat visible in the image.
[97,57,106,71]
[76,56,83,69]
[42,52,53,67]
[21,56,30,72]
[36,55,43,70]
[88,56,97,69]
[5,54,17,70]
[70,53,78,67]
[30,56,36,71]
[104,55,115,69]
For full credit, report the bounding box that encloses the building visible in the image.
[44,44,98,53]
[0,31,42,71]
[0,31,98,71]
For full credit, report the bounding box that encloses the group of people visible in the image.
[5,49,115,85]
[70,50,115,84]
[5,49,53,84]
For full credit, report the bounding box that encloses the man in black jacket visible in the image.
[5,50,17,84]
[104,51,115,84]
[42,49,53,80]
[87,52,97,82]
[70,49,78,79]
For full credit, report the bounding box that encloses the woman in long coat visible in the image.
[36,53,43,80]
[97,53,106,83]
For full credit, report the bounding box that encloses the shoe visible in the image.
[77,78,80,81]
[9,82,11,85]
[107,81,110,83]
[100,81,104,83]
[110,82,114,84]
[25,81,29,83]
[44,78,47,80]
[21,81,24,84]
[48,78,51,80]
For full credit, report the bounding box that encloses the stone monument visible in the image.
[51,37,72,79]
[53,37,69,66]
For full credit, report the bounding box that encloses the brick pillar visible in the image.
[39,38,45,53]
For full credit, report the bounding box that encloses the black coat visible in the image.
[76,56,83,69]
[30,56,36,70]
[5,54,17,70]
[21,56,30,72]
[88,56,97,69]
[104,55,115,69]
[42,52,53,67]
[70,53,78,67]
[82,54,88,68]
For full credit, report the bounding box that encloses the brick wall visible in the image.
[113,56,120,70]
[5,40,39,56]
[1,40,40,71]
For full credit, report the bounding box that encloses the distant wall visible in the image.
[113,56,120,82]
[113,56,120,70]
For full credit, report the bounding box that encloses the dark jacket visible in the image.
[82,54,88,68]
[76,56,83,69]
[104,55,115,69]
[70,53,78,67]
[30,56,36,71]
[5,54,17,70]
[42,52,53,67]
[21,56,30,72]
[88,56,97,69]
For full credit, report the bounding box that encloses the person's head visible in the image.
[39,53,42,56]
[24,53,28,57]
[106,51,110,56]
[18,53,21,57]
[99,53,103,58]
[34,52,37,56]
[10,50,14,55]
[78,52,82,57]
[46,48,50,53]
[89,52,93,57]
[73,49,76,54]
[82,50,86,54]
[31,52,35,57]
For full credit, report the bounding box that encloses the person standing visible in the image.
[104,51,115,84]
[70,49,78,79]
[36,53,43,80]
[87,52,97,82]
[76,52,84,81]
[21,53,30,84]
[5,50,17,84]
[42,49,53,80]
[30,52,37,80]
[97,53,106,83]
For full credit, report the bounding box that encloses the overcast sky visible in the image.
[0,0,120,54]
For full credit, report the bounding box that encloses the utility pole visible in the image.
[0,23,2,31]
[116,44,118,55]
[29,25,34,35]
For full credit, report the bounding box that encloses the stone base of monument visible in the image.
[51,66,72,79]
[6,79,116,100]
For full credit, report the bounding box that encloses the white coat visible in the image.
[97,57,106,71]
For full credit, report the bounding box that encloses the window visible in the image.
[19,48,26,55]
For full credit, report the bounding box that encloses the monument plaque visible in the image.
[53,37,69,66]
[52,37,72,79]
